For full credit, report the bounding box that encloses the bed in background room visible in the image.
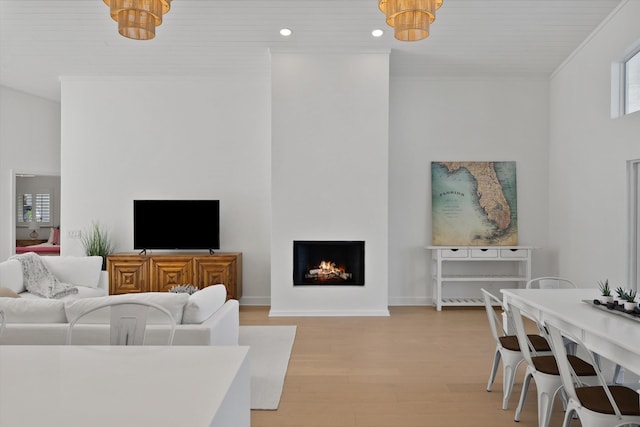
[16,227,60,256]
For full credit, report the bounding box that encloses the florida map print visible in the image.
[431,161,517,246]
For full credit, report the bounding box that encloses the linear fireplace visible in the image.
[293,240,365,286]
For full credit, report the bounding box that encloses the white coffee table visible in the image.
[0,345,250,427]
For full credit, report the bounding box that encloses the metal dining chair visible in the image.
[66,301,176,345]
[526,277,577,289]
[526,277,579,356]
[482,289,552,410]
[508,303,598,427]
[546,322,640,427]
[526,277,623,382]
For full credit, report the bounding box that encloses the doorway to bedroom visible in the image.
[14,173,61,256]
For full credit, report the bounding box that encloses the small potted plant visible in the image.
[598,280,613,304]
[81,221,115,271]
[615,287,627,305]
[623,289,638,312]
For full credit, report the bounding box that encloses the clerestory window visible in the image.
[625,49,640,115]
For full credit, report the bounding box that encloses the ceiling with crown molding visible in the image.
[0,0,623,101]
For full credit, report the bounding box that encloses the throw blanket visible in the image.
[9,252,78,299]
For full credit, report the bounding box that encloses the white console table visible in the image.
[428,246,533,311]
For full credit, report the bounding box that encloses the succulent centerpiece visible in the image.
[598,279,613,304]
[623,289,638,312]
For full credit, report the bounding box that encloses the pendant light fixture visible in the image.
[379,0,443,42]
[104,0,172,40]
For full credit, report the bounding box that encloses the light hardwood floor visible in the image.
[241,306,570,427]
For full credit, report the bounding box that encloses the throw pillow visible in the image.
[47,227,55,244]
[0,259,25,294]
[183,284,227,324]
[0,287,20,298]
[52,227,60,245]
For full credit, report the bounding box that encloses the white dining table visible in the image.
[0,345,250,427]
[501,288,640,375]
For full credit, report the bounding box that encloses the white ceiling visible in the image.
[0,0,623,102]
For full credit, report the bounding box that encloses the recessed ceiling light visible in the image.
[372,29,384,38]
[280,28,292,37]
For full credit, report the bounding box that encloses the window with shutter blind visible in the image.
[17,192,52,225]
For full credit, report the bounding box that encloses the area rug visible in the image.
[238,325,296,410]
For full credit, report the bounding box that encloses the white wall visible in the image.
[14,70,552,308]
[388,77,552,304]
[270,52,390,316]
[0,86,60,261]
[549,0,640,288]
[60,75,272,303]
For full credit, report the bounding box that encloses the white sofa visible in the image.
[0,255,108,299]
[0,284,239,346]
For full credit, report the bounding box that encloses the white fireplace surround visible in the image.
[269,52,390,316]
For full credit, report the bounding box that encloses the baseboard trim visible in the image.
[388,296,433,306]
[240,297,434,309]
[268,308,390,317]
[239,296,271,306]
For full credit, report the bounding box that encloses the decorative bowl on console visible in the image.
[169,284,199,295]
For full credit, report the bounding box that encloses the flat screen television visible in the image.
[133,200,220,250]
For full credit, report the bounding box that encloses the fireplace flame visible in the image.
[319,260,336,271]
[305,260,352,281]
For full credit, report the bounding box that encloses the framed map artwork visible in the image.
[431,161,517,246]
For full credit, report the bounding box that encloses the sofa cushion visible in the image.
[0,259,25,294]
[19,285,106,301]
[0,288,20,298]
[183,284,227,324]
[65,292,189,324]
[42,256,102,289]
[0,298,66,323]
[69,285,108,299]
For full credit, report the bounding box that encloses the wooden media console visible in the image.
[107,252,242,300]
